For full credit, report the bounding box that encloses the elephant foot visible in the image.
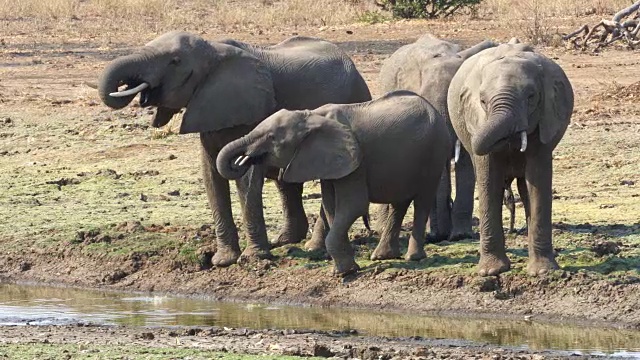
[238,246,273,263]
[426,232,449,244]
[527,255,559,276]
[404,246,426,262]
[212,246,242,267]
[271,220,309,248]
[370,243,401,261]
[477,253,511,276]
[332,260,360,278]
[449,231,475,242]
[304,236,325,251]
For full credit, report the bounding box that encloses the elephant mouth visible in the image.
[139,85,162,108]
[232,152,266,169]
[109,78,162,108]
[489,131,529,153]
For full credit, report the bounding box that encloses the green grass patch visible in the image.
[0,343,317,360]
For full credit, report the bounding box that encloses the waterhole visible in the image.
[0,283,638,356]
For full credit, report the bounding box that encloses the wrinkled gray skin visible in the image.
[98,31,371,267]
[378,34,497,246]
[217,91,450,276]
[448,42,573,276]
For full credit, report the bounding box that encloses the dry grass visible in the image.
[480,0,631,18]
[0,0,374,29]
[475,0,632,46]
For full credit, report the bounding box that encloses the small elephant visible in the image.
[503,177,530,234]
[448,41,573,276]
[217,91,451,275]
[98,31,371,267]
[379,34,498,244]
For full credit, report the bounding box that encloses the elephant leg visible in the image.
[428,162,452,242]
[200,144,241,267]
[371,200,410,261]
[305,204,329,251]
[503,179,516,233]
[406,200,429,261]
[234,165,272,260]
[323,174,368,276]
[374,203,390,234]
[450,147,476,241]
[272,181,309,247]
[516,177,530,235]
[525,151,559,276]
[407,173,440,261]
[475,155,510,276]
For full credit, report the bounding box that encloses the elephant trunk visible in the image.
[472,96,528,156]
[98,50,155,109]
[217,136,256,180]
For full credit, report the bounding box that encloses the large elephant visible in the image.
[216,91,450,275]
[378,34,497,246]
[447,41,573,276]
[98,31,371,267]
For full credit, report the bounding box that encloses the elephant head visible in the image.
[216,109,361,183]
[451,43,573,156]
[98,31,276,134]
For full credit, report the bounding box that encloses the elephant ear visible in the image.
[282,113,361,183]
[180,47,276,134]
[538,56,574,144]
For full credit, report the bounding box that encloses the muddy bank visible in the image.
[0,324,608,359]
[1,246,639,331]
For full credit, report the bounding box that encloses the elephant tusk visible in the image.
[454,140,461,163]
[234,156,246,166]
[109,82,149,98]
[520,131,528,152]
[238,156,251,167]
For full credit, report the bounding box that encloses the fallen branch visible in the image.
[563,0,640,51]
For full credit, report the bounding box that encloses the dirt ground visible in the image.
[0,324,611,359]
[1,10,640,357]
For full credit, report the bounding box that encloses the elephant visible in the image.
[378,34,498,246]
[447,41,573,276]
[98,31,371,267]
[216,91,451,276]
[504,177,530,234]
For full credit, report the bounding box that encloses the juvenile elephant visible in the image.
[447,42,573,276]
[98,31,371,267]
[504,177,530,234]
[217,91,450,275]
[378,34,497,246]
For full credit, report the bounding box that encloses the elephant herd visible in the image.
[98,31,574,277]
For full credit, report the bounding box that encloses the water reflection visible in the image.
[0,283,638,354]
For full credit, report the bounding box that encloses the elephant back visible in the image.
[259,37,371,110]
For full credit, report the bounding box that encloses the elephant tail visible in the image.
[362,213,371,232]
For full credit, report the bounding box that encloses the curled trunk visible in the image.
[472,110,519,156]
[216,136,254,180]
[98,51,153,109]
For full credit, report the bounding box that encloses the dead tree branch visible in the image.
[563,0,640,51]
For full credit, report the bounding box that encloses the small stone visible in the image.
[312,344,334,357]
[168,154,177,160]
[167,190,180,196]
[591,241,620,257]
[19,261,31,272]
[139,332,154,340]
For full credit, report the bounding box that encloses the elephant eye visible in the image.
[170,57,181,66]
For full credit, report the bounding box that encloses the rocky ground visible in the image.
[0,8,639,358]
